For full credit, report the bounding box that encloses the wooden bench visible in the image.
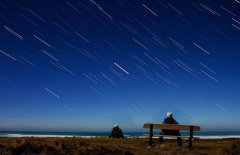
[143,123,200,148]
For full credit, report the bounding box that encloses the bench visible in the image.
[143,123,200,148]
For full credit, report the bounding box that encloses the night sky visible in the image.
[0,0,240,132]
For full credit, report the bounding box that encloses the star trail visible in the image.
[0,0,240,131]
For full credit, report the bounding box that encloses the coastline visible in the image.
[1,131,240,139]
[2,135,240,140]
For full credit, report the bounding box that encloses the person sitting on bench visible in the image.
[160,112,182,146]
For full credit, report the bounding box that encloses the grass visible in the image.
[0,137,240,154]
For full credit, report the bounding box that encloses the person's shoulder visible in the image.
[163,117,170,122]
[171,118,179,124]
[163,117,168,121]
[163,117,178,124]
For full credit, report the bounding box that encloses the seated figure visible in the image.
[109,124,124,138]
[160,112,182,146]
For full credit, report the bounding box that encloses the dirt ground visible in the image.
[0,137,240,155]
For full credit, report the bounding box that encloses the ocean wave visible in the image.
[1,134,240,139]
[0,134,73,138]
[198,135,240,139]
[0,134,100,138]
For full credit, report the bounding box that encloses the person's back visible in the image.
[160,112,182,146]
[109,124,124,138]
[162,113,179,135]
[163,116,178,124]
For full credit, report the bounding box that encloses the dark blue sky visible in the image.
[0,0,240,131]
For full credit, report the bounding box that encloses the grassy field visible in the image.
[0,137,240,155]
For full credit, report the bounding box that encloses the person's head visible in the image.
[114,123,119,128]
[167,112,173,118]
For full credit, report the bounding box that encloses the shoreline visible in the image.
[2,131,240,140]
[1,134,240,139]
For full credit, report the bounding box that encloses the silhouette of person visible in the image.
[109,124,124,138]
[160,112,182,146]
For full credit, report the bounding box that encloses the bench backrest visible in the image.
[143,123,200,131]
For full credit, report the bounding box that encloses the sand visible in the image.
[0,137,240,155]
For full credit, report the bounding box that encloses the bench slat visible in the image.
[143,123,200,131]
[143,134,190,138]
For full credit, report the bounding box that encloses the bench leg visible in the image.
[177,137,182,146]
[189,138,192,148]
[189,126,193,148]
[149,124,153,146]
[159,136,164,143]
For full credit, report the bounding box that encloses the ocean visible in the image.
[1,131,240,139]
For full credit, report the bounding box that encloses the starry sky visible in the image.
[0,0,240,132]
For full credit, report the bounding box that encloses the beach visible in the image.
[0,137,240,155]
